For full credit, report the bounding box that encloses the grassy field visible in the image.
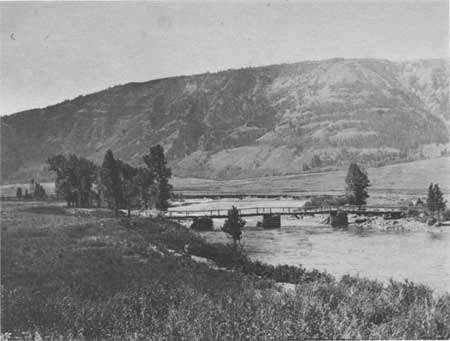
[172,157,450,198]
[2,201,450,340]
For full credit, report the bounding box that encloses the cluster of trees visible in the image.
[301,150,411,172]
[426,183,446,225]
[47,154,98,208]
[16,180,47,200]
[101,145,172,216]
[33,182,47,199]
[47,145,172,215]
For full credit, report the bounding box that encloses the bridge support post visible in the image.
[190,217,214,231]
[262,214,281,229]
[328,211,348,227]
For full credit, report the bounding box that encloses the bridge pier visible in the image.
[384,211,404,220]
[262,214,281,229]
[328,211,348,227]
[190,217,214,231]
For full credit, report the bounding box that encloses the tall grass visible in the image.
[2,203,449,340]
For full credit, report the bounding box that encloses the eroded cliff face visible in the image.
[1,58,448,182]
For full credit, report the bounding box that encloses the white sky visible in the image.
[1,0,448,115]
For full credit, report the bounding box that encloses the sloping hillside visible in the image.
[1,58,448,182]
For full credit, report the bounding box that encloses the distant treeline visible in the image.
[14,180,48,200]
[47,145,172,215]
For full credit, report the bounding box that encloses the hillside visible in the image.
[1,58,449,182]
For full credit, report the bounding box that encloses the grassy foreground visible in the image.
[1,202,450,340]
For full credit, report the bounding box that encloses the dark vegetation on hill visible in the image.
[1,58,448,182]
[2,202,450,340]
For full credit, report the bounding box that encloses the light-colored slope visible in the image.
[173,156,450,197]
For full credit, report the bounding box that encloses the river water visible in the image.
[170,198,450,294]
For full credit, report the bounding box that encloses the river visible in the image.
[170,198,450,294]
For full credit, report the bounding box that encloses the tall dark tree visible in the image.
[426,183,435,213]
[48,155,73,206]
[120,161,139,217]
[222,206,245,250]
[101,150,123,216]
[433,184,446,225]
[66,155,97,207]
[133,167,154,210]
[311,154,322,168]
[143,145,172,211]
[33,183,47,199]
[16,187,22,198]
[345,163,370,206]
[428,183,446,225]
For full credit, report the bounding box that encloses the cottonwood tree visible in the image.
[67,155,97,207]
[119,164,155,214]
[143,145,172,211]
[33,183,47,199]
[427,183,446,225]
[222,206,245,250]
[345,162,370,206]
[132,167,154,209]
[427,183,435,213]
[120,161,139,217]
[100,150,157,216]
[101,150,123,216]
[433,184,446,225]
[311,154,322,168]
[48,155,72,205]
[47,154,97,207]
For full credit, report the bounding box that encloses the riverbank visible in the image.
[2,201,450,340]
[194,208,449,293]
[353,215,450,232]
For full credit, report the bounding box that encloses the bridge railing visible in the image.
[166,206,301,217]
[166,204,409,218]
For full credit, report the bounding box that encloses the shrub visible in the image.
[405,207,424,218]
[442,209,450,221]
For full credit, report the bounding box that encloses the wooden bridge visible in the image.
[166,205,407,220]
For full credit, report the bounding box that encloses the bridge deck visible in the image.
[166,205,407,219]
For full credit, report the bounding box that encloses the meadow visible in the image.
[172,157,450,199]
[2,157,449,201]
[1,201,450,340]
